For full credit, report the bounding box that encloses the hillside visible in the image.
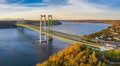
[83,22,120,42]
[36,43,120,66]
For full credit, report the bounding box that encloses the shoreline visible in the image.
[0,20,62,28]
[1,20,119,28]
[66,20,120,25]
[0,21,17,28]
[83,22,120,49]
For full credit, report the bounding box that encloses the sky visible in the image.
[0,0,120,20]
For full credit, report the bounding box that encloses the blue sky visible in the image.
[7,0,42,4]
[0,0,120,20]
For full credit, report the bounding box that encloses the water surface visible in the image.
[0,21,111,66]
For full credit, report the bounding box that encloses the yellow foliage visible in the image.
[36,43,120,66]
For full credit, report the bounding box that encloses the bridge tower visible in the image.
[39,15,53,45]
[48,15,53,42]
[39,15,47,44]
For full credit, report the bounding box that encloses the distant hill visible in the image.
[0,20,62,28]
[67,20,120,24]
[0,21,16,28]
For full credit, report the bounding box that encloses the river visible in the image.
[0,21,111,66]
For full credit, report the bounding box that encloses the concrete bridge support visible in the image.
[17,18,24,31]
[48,15,53,42]
[39,15,47,44]
[39,15,53,45]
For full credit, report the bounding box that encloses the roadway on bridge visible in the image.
[16,23,102,49]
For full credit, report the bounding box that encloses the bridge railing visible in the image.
[16,16,106,49]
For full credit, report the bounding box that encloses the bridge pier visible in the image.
[48,37,53,42]
[20,26,24,31]
[16,18,24,32]
[17,26,24,32]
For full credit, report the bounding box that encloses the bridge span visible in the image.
[16,15,109,50]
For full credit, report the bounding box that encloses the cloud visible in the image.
[0,0,7,3]
[88,0,120,8]
[66,0,109,12]
[0,0,120,20]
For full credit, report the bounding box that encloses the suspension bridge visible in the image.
[16,15,107,50]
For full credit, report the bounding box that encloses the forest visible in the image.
[36,43,120,66]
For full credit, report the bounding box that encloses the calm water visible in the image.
[0,21,110,66]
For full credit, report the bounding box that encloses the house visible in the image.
[114,36,120,41]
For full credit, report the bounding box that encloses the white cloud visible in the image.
[0,0,7,3]
[0,0,120,20]
[64,0,108,12]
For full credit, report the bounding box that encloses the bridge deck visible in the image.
[16,23,102,48]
